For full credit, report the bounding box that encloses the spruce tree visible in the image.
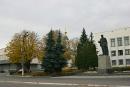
[55,31,66,72]
[42,30,66,74]
[80,28,88,45]
[88,32,98,70]
[75,29,98,71]
[75,28,89,70]
[42,30,56,73]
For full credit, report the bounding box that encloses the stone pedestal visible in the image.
[98,55,112,74]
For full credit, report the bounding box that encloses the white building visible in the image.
[0,48,9,60]
[94,27,130,67]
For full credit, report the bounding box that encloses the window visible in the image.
[117,37,122,46]
[112,60,116,66]
[126,59,130,65]
[111,50,116,56]
[119,59,123,65]
[111,38,115,47]
[125,49,130,55]
[118,50,123,56]
[124,36,129,46]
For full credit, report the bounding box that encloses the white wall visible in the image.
[0,48,8,60]
[94,27,130,67]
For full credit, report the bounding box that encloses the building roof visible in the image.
[94,27,130,35]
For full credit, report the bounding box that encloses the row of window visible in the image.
[111,36,130,47]
[112,59,130,66]
[111,49,130,56]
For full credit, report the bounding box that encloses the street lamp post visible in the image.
[21,32,28,76]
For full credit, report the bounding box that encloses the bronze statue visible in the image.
[98,35,109,55]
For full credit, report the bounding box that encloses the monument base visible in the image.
[98,55,112,74]
[98,69,113,74]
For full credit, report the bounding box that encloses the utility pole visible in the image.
[21,32,28,76]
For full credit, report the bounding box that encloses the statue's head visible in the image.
[101,35,103,38]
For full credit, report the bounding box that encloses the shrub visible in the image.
[31,72,48,76]
[112,67,130,72]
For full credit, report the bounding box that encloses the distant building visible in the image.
[0,48,41,72]
[0,48,8,60]
[94,27,130,67]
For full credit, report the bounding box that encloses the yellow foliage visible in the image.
[6,30,44,63]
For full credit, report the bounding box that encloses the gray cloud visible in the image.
[0,0,130,48]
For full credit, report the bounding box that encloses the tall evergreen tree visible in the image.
[55,31,66,72]
[75,29,98,71]
[88,32,98,69]
[80,28,88,45]
[75,28,88,70]
[42,30,66,73]
[42,30,56,73]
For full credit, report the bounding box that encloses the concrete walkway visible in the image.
[53,75,130,79]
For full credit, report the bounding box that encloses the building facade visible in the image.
[0,48,10,72]
[0,48,41,72]
[94,27,130,67]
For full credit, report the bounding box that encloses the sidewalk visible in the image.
[73,71,130,76]
[1,71,130,78]
[53,75,130,79]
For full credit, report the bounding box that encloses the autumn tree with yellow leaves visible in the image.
[6,30,43,72]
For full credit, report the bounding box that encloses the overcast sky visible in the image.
[0,0,130,48]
